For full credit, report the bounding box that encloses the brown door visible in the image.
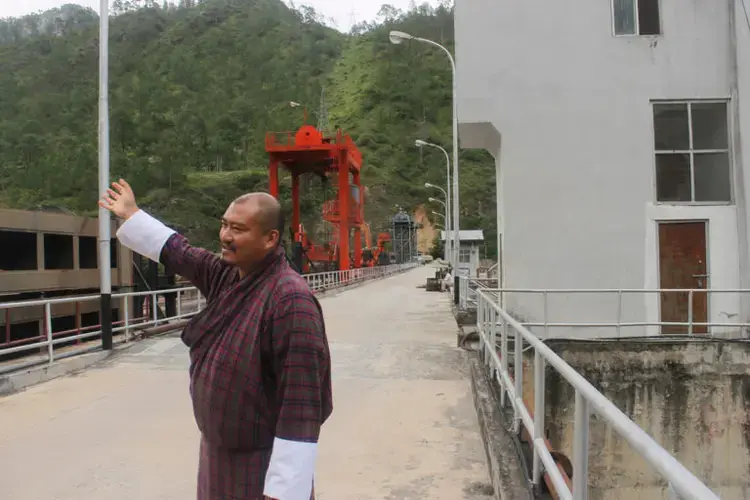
[658,221,708,334]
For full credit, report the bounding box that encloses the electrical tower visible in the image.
[391,209,418,264]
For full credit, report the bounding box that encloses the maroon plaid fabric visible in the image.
[159,234,333,500]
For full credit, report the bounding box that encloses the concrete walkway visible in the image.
[0,266,491,500]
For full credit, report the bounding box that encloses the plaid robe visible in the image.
[116,211,332,498]
[158,233,333,499]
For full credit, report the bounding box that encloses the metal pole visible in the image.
[412,38,459,271]
[449,54,459,273]
[444,148,452,266]
[425,145,452,264]
[98,0,112,351]
[444,200,449,263]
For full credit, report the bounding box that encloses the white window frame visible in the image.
[612,0,662,37]
[652,99,733,206]
[459,248,471,264]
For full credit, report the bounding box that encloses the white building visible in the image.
[441,229,484,277]
[455,0,750,337]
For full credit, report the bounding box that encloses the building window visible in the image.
[653,101,732,203]
[613,0,660,36]
[0,230,37,270]
[459,248,471,263]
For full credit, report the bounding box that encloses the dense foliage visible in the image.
[0,0,496,255]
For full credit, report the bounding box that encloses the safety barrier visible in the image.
[458,279,750,337]
[0,262,418,366]
[473,288,720,500]
[457,276,498,310]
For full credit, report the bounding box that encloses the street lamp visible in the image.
[396,31,460,269]
[428,197,445,207]
[389,30,414,44]
[425,183,450,263]
[395,32,460,272]
[419,140,452,265]
[97,0,112,350]
[425,182,447,197]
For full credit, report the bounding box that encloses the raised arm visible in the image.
[101,179,228,300]
[263,282,333,500]
[116,211,227,300]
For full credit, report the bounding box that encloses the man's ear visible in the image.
[269,229,281,247]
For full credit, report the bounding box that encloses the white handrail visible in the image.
[457,282,750,336]
[473,289,720,500]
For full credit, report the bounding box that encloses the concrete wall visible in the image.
[521,340,750,499]
[455,0,749,337]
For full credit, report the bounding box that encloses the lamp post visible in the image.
[428,197,448,261]
[418,138,452,264]
[429,197,446,211]
[98,0,112,350]
[394,31,459,271]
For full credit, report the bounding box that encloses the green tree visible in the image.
[0,0,496,255]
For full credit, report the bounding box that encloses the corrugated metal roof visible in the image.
[440,230,484,241]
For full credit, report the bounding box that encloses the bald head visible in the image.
[219,192,285,275]
[232,192,284,235]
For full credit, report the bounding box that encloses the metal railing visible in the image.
[0,263,417,368]
[474,289,720,500]
[457,280,750,337]
[458,277,499,309]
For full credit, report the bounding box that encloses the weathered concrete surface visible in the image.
[521,339,750,500]
[468,353,533,500]
[0,265,492,499]
[314,266,492,500]
[0,347,112,396]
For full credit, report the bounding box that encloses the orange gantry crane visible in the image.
[266,121,365,272]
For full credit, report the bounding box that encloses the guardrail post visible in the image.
[4,309,10,345]
[152,292,159,326]
[123,295,130,340]
[45,302,54,363]
[477,298,487,365]
[616,290,623,337]
[499,309,508,407]
[489,305,497,377]
[532,350,545,487]
[688,290,693,336]
[667,483,679,500]
[484,298,491,364]
[573,390,590,500]
[513,324,523,434]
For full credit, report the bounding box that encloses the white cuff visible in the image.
[115,209,176,263]
[263,437,317,500]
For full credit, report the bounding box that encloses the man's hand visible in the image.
[99,178,140,220]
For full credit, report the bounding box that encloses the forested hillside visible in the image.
[0,0,496,255]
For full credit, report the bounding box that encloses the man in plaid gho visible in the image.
[99,179,333,500]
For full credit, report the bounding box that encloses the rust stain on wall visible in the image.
[522,340,750,499]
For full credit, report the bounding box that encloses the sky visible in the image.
[0,0,440,32]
